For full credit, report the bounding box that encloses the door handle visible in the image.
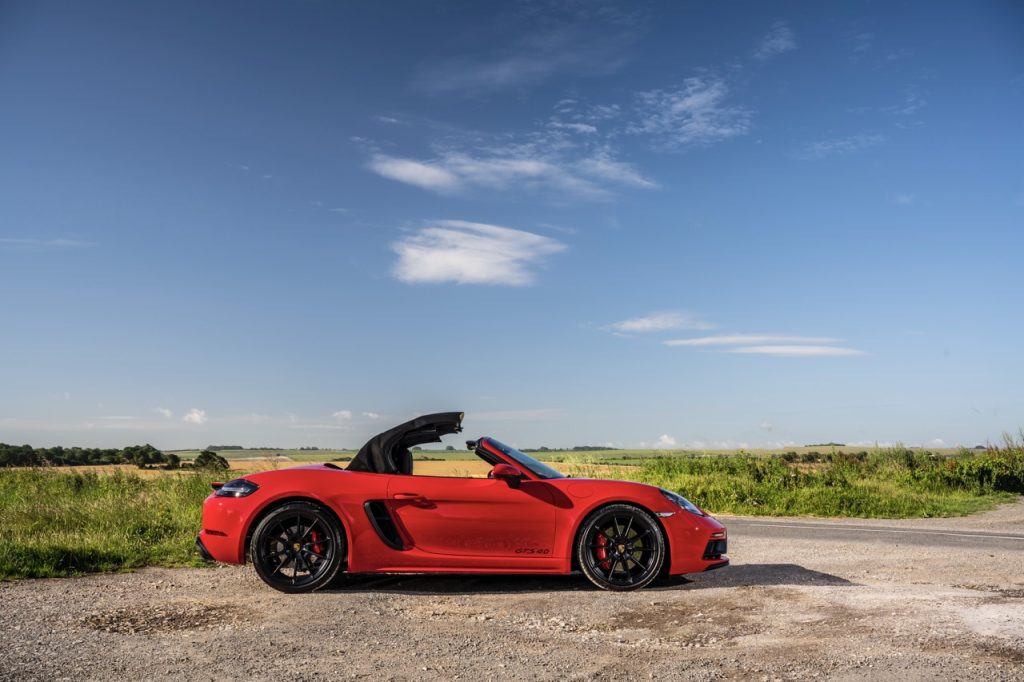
[393,492,425,500]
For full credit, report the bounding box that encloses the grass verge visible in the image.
[0,469,212,579]
[631,441,1024,517]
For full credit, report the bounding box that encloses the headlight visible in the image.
[660,489,704,516]
[215,479,259,498]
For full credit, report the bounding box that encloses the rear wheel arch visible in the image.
[569,500,672,577]
[243,496,349,565]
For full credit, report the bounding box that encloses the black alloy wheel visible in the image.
[251,501,345,593]
[576,504,665,591]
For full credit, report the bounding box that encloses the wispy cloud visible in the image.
[182,408,208,425]
[609,312,713,333]
[729,345,865,357]
[0,238,96,249]
[754,21,797,60]
[368,149,654,199]
[333,410,353,420]
[412,4,643,95]
[577,153,659,189]
[798,133,886,160]
[664,334,838,347]
[882,90,927,117]
[894,193,916,205]
[392,220,566,286]
[628,77,752,149]
[362,412,381,419]
[155,407,174,419]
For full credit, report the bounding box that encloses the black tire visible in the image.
[250,501,345,593]
[576,504,665,591]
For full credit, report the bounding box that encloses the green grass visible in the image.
[0,469,213,579]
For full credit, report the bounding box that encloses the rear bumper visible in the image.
[195,535,214,562]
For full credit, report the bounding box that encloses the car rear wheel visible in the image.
[576,504,665,591]
[250,501,345,593]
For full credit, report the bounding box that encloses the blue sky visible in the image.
[2,1,1022,450]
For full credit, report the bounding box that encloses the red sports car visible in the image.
[196,412,728,592]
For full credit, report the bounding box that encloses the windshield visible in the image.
[485,439,566,480]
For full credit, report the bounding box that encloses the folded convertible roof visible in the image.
[346,411,464,474]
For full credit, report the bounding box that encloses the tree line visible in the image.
[0,443,229,470]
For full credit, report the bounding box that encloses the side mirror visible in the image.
[490,463,523,488]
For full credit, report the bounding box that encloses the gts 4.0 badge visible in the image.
[514,548,551,555]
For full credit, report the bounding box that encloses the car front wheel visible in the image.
[576,504,665,591]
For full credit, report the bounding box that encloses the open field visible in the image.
[2,501,1022,681]
[3,438,1021,580]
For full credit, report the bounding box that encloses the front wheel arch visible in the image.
[569,500,673,578]
[243,496,349,567]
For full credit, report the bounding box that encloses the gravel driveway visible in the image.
[3,501,1023,681]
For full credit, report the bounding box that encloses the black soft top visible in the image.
[346,411,464,474]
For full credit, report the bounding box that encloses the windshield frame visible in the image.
[480,438,566,480]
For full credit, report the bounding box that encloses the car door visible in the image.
[386,476,557,558]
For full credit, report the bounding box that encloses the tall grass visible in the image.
[632,433,1024,518]
[0,469,213,579]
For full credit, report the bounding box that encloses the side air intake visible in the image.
[363,501,407,550]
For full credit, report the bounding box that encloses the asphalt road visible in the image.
[721,516,1024,550]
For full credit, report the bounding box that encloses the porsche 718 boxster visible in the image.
[196,412,728,592]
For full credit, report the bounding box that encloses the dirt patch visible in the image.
[79,602,252,634]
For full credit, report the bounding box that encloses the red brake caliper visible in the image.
[310,530,323,558]
[594,532,611,571]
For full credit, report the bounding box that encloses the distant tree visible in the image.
[193,449,229,471]
[445,445,455,451]
[164,453,181,470]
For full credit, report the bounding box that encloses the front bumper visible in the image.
[661,511,730,575]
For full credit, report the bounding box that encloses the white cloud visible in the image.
[182,408,208,424]
[333,410,353,420]
[760,420,775,432]
[375,115,403,124]
[628,77,752,148]
[609,312,712,333]
[729,346,866,357]
[798,134,886,160]
[155,407,173,419]
[895,193,915,205]
[665,334,839,347]
[754,21,797,60]
[362,412,381,419]
[368,155,460,193]
[655,434,677,448]
[929,438,946,447]
[391,220,566,286]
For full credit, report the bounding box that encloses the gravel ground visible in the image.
[2,501,1023,681]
